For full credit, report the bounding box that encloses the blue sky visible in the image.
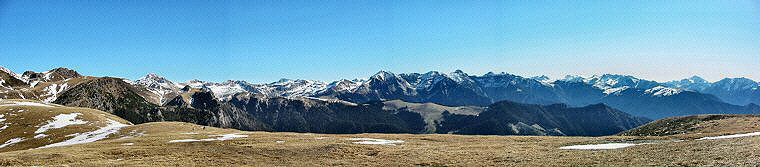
[1,0,759,83]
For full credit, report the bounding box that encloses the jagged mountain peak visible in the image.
[137,73,171,83]
[371,70,397,81]
[448,70,471,83]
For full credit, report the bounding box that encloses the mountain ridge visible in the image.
[2,66,759,120]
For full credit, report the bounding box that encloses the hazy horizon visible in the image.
[2,0,759,83]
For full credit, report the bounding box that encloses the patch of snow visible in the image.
[697,132,760,140]
[603,86,629,95]
[35,113,88,134]
[168,133,248,143]
[0,138,24,148]
[168,139,202,143]
[42,83,68,102]
[347,138,405,145]
[181,132,199,135]
[121,143,134,146]
[0,101,54,107]
[38,118,130,148]
[29,81,40,88]
[276,140,285,143]
[43,72,53,81]
[0,125,8,131]
[559,143,639,150]
[34,134,48,138]
[210,134,248,141]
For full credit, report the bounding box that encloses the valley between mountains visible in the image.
[1,67,759,166]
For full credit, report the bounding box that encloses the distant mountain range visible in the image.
[1,66,758,136]
[114,69,757,119]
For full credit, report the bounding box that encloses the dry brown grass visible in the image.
[1,99,759,166]
[0,120,758,166]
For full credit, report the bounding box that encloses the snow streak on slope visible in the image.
[39,118,130,148]
[35,113,88,134]
[0,138,24,148]
[697,132,760,140]
[559,143,639,150]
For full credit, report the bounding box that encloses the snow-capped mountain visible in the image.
[644,86,685,97]
[667,77,759,105]
[3,67,759,120]
[132,74,181,104]
[318,79,364,95]
[564,74,662,95]
[530,75,554,86]
[175,78,328,101]
[260,79,328,97]
[665,76,711,91]
[179,80,254,101]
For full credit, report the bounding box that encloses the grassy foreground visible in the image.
[1,99,759,166]
[0,121,758,166]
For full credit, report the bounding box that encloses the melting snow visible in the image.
[560,143,639,150]
[0,101,54,107]
[39,119,130,148]
[35,113,88,134]
[34,134,48,138]
[0,138,24,148]
[168,133,248,143]
[121,143,135,146]
[168,139,202,143]
[42,83,68,102]
[211,134,248,141]
[697,132,760,140]
[348,138,405,145]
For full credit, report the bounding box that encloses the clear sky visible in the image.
[1,0,759,83]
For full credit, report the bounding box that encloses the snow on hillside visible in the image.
[560,143,639,150]
[264,79,328,97]
[35,113,88,134]
[697,132,760,140]
[39,118,130,148]
[42,83,68,102]
[202,81,251,100]
[0,138,24,148]
[644,86,684,97]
